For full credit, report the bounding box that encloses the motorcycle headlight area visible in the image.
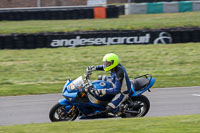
[67,83,83,91]
[67,83,76,90]
[67,76,84,91]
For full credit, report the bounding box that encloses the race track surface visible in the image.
[0,86,200,126]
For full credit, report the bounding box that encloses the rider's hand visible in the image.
[86,66,96,74]
[83,83,92,92]
[92,89,106,97]
[83,87,88,92]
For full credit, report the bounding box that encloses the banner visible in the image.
[178,1,193,12]
[0,28,200,49]
[147,3,163,14]
[87,0,107,6]
[126,1,200,14]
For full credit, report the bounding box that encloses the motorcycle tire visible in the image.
[49,103,79,122]
[121,95,150,118]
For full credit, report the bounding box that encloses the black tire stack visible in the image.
[0,6,119,21]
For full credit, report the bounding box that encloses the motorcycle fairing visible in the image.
[59,99,68,105]
[62,80,72,93]
[58,99,74,113]
[62,80,79,100]
[61,79,106,114]
[63,91,78,101]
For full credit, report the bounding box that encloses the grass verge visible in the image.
[0,114,200,133]
[0,43,200,96]
[0,12,200,34]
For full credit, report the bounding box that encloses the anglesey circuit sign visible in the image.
[1,28,199,50]
[50,32,173,47]
[154,32,172,44]
[50,34,150,47]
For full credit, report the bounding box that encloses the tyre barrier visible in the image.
[117,5,125,15]
[0,27,200,49]
[106,5,119,18]
[0,6,119,21]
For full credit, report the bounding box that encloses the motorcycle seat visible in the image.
[131,78,149,91]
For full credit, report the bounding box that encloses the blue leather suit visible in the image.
[96,64,132,109]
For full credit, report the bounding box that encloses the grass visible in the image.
[0,114,200,133]
[0,12,200,34]
[0,43,200,96]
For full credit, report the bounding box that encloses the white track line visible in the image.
[192,94,200,97]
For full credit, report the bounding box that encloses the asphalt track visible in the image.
[0,86,200,126]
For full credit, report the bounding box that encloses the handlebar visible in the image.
[83,72,93,92]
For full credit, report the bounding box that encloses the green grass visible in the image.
[0,12,200,34]
[0,114,200,133]
[0,43,200,96]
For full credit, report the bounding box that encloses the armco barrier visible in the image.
[133,0,193,3]
[0,6,119,21]
[0,27,200,49]
[126,1,200,14]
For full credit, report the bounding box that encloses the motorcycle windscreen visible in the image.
[67,76,84,92]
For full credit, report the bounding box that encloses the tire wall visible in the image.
[0,6,119,21]
[0,27,200,49]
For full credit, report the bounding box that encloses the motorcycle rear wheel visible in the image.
[121,95,150,118]
[49,103,79,122]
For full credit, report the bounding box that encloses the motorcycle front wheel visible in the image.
[121,95,150,118]
[49,103,79,122]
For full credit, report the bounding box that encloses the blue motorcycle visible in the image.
[49,73,155,122]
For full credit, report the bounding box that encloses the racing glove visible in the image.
[86,66,96,74]
[92,89,106,97]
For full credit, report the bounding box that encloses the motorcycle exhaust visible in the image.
[124,110,139,114]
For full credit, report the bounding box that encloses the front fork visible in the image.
[59,92,95,117]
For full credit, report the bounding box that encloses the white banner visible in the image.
[87,0,107,6]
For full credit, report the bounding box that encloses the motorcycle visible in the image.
[49,72,155,122]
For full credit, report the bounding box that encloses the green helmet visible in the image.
[103,53,119,72]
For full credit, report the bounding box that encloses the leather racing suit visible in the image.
[95,64,132,110]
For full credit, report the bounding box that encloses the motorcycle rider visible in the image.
[86,53,132,117]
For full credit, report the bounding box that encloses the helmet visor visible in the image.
[103,61,111,68]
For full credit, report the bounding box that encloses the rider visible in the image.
[86,53,132,117]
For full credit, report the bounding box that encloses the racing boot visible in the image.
[88,105,114,118]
